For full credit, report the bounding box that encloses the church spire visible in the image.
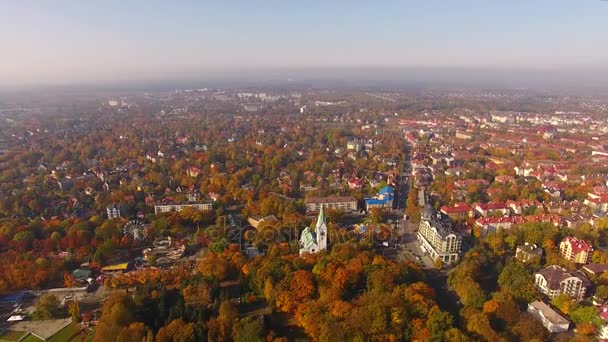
[316,205,326,230]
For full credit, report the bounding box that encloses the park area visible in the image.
[0,322,93,342]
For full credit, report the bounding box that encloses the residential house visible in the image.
[597,305,608,341]
[473,202,510,217]
[440,202,474,220]
[516,243,543,263]
[582,263,608,277]
[534,265,590,301]
[559,236,592,264]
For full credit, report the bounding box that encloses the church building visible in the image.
[299,206,328,255]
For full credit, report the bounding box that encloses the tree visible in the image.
[426,306,453,340]
[156,319,195,342]
[570,305,603,329]
[64,272,76,288]
[67,299,81,322]
[497,259,537,303]
[94,293,136,342]
[511,312,548,341]
[208,301,238,341]
[33,294,61,320]
[551,294,578,315]
[182,282,212,308]
[233,316,266,342]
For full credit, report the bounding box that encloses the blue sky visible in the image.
[0,0,607,84]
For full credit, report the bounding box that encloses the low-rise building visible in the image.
[440,202,474,220]
[304,196,358,214]
[247,215,278,229]
[364,186,394,211]
[534,265,590,301]
[559,236,592,264]
[582,263,608,276]
[597,305,608,341]
[154,202,212,214]
[527,301,570,333]
[516,243,543,263]
[417,205,462,264]
[473,202,510,217]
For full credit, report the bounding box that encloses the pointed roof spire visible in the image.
[316,205,326,230]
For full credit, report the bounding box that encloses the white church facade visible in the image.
[299,206,328,255]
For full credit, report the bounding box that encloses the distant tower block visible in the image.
[106,203,121,219]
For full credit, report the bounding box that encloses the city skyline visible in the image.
[1,0,607,86]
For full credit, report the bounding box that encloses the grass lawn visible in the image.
[47,323,81,342]
[20,335,43,342]
[0,330,27,341]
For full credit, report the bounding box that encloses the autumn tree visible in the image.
[156,319,196,342]
[94,293,137,342]
[32,294,62,320]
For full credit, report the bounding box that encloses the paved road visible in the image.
[397,218,435,268]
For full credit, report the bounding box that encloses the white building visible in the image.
[527,301,570,333]
[299,206,328,255]
[304,196,358,214]
[154,202,212,214]
[106,204,121,219]
[534,265,590,301]
[417,205,462,264]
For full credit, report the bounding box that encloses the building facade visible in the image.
[304,196,358,214]
[527,301,570,333]
[364,186,394,211]
[106,203,121,219]
[299,206,328,255]
[515,242,543,263]
[154,202,213,214]
[417,205,462,264]
[534,265,590,301]
[559,236,592,264]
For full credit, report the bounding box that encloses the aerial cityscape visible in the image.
[1,1,608,342]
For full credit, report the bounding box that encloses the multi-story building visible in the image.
[417,205,462,264]
[304,196,358,214]
[559,236,592,264]
[106,203,121,219]
[154,202,212,214]
[534,265,590,301]
[527,301,570,333]
[515,242,543,263]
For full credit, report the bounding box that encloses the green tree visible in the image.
[33,294,62,320]
[233,316,266,342]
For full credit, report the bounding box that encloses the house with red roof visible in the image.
[440,202,474,220]
[475,216,517,236]
[559,236,592,264]
[454,179,490,189]
[473,202,510,217]
[347,178,364,189]
[506,199,542,215]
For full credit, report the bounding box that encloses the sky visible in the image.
[0,0,607,86]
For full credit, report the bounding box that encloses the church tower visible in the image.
[315,205,328,251]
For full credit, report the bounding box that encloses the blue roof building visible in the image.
[364,186,394,211]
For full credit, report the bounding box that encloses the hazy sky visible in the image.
[1,0,607,85]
